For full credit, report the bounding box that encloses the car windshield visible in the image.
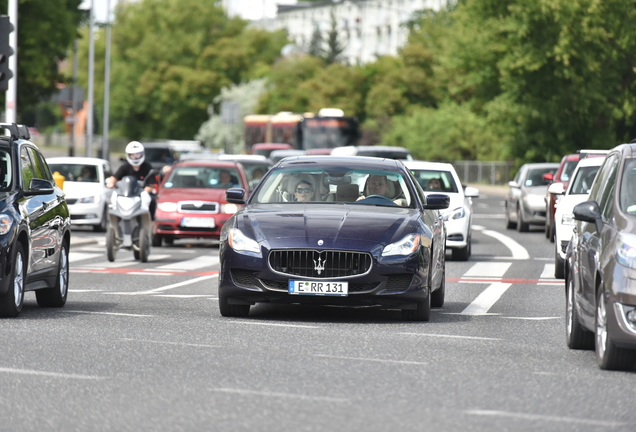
[569,166,600,195]
[410,169,458,193]
[559,160,579,182]
[163,166,243,189]
[253,166,413,207]
[48,163,99,183]
[145,147,175,165]
[525,168,556,187]
[0,148,12,191]
[620,159,636,214]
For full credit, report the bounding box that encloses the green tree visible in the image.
[0,0,84,119]
[307,25,324,58]
[324,9,346,65]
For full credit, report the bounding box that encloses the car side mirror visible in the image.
[226,188,246,204]
[573,200,603,233]
[508,181,520,188]
[543,173,554,182]
[464,186,479,198]
[24,178,54,196]
[424,193,450,210]
[548,182,565,195]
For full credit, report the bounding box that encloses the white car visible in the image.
[549,156,605,278]
[47,157,114,231]
[404,161,479,260]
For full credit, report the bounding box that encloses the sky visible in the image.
[79,0,295,23]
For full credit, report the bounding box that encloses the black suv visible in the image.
[0,123,71,317]
[566,142,636,370]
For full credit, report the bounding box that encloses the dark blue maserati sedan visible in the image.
[218,156,449,321]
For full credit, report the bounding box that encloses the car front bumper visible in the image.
[444,217,470,249]
[153,210,232,239]
[68,203,105,225]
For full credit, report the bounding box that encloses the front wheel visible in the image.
[431,265,445,308]
[0,242,26,317]
[219,292,250,317]
[565,276,593,350]
[516,205,529,232]
[36,241,69,307]
[106,226,117,262]
[139,227,150,263]
[595,289,636,370]
[554,243,565,279]
[403,284,431,321]
[93,206,108,232]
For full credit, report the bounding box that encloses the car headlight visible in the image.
[615,233,636,270]
[561,213,574,225]
[382,234,420,257]
[221,204,239,214]
[157,202,178,212]
[0,213,12,235]
[77,195,100,204]
[442,206,466,221]
[228,228,261,255]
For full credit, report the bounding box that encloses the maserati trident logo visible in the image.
[313,255,326,275]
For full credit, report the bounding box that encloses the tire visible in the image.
[549,224,555,243]
[0,242,26,317]
[93,206,108,232]
[505,204,515,229]
[403,279,431,321]
[106,226,117,262]
[36,241,69,307]
[152,234,162,247]
[219,291,250,317]
[431,264,445,308]
[565,275,593,350]
[452,244,470,261]
[554,243,565,279]
[516,205,529,232]
[595,289,636,370]
[164,237,174,245]
[545,219,550,238]
[139,227,150,263]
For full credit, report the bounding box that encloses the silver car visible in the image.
[505,162,559,232]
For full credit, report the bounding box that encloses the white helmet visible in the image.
[125,141,145,166]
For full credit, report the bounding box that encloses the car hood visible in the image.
[234,204,423,249]
[555,194,590,218]
[158,187,228,203]
[62,181,105,199]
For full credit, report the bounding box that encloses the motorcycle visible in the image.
[106,174,156,262]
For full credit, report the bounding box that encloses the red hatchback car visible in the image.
[152,160,248,246]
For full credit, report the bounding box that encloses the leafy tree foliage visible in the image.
[0,0,84,118]
[324,9,346,65]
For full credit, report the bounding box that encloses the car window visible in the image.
[0,148,12,191]
[48,163,99,183]
[569,166,600,195]
[619,158,636,214]
[26,147,50,181]
[409,169,459,192]
[598,156,619,219]
[145,147,175,165]
[524,167,556,187]
[253,167,413,207]
[588,154,616,201]
[163,166,243,189]
[20,147,35,188]
[559,160,579,182]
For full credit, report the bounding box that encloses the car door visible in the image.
[577,154,619,317]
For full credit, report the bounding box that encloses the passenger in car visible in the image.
[294,180,315,202]
[218,170,238,189]
[426,178,442,191]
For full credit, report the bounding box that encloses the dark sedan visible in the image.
[218,156,449,321]
[566,143,636,370]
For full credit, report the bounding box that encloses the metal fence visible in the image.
[451,161,516,185]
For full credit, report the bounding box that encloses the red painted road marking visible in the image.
[448,277,561,285]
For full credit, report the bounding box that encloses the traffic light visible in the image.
[0,15,14,92]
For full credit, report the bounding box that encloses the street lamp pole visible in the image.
[4,0,17,124]
[102,0,112,163]
[86,0,95,157]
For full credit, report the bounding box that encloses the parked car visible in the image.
[218,155,449,321]
[549,156,604,278]
[0,124,71,317]
[544,150,609,242]
[566,143,636,370]
[269,149,306,163]
[46,157,114,232]
[405,161,479,261]
[505,162,559,232]
[152,160,249,246]
[250,143,293,158]
[330,145,413,161]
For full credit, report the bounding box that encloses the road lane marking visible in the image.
[230,321,321,329]
[124,275,216,295]
[464,262,512,278]
[69,252,102,263]
[399,333,502,341]
[210,388,348,403]
[154,294,214,298]
[540,264,555,279]
[0,367,105,380]
[69,289,106,293]
[501,317,559,320]
[473,227,530,259]
[157,255,219,270]
[465,410,627,427]
[71,268,218,277]
[315,354,427,366]
[61,310,153,317]
[128,272,173,276]
[461,282,512,315]
[120,338,220,348]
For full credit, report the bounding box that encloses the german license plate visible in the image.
[288,280,348,296]
[181,217,215,228]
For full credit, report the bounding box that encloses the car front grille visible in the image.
[179,201,218,213]
[231,269,259,288]
[268,250,372,279]
[560,240,569,254]
[447,234,464,242]
[66,198,78,205]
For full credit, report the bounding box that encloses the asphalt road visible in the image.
[1,189,635,431]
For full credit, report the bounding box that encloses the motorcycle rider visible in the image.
[107,141,158,217]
